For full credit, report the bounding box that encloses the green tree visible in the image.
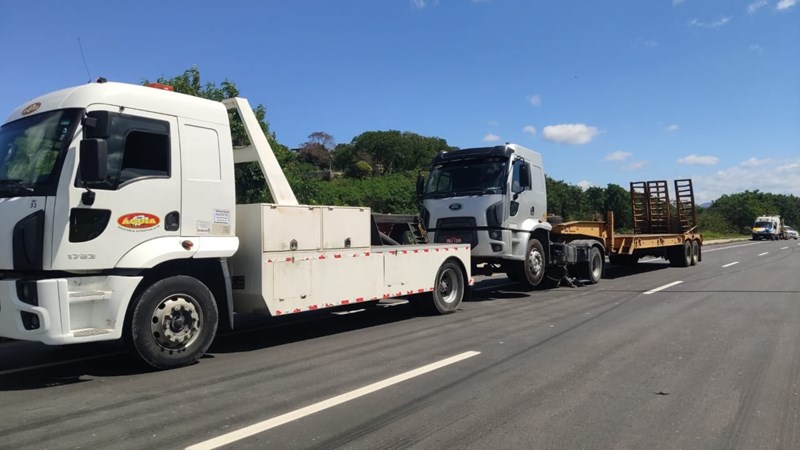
[144,67,308,203]
[605,183,632,231]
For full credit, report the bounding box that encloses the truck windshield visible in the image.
[753,221,772,229]
[0,108,80,197]
[424,159,508,198]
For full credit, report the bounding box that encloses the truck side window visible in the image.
[511,159,529,193]
[84,113,170,190]
[532,165,545,193]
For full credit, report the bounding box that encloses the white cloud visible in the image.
[666,124,680,132]
[748,0,768,14]
[777,0,797,10]
[749,44,763,53]
[673,0,685,5]
[740,157,771,167]
[605,151,632,161]
[693,158,800,203]
[688,16,732,28]
[678,154,720,165]
[410,0,439,8]
[487,120,499,126]
[577,180,595,191]
[541,123,599,145]
[622,161,648,171]
[527,95,542,107]
[482,133,501,143]
[522,125,537,136]
[636,38,658,48]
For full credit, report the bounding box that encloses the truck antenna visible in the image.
[77,37,93,82]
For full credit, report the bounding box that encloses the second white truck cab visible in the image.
[419,144,572,287]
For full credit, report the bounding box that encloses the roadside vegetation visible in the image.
[148,68,799,236]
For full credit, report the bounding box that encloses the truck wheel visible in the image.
[127,276,218,370]
[522,238,546,288]
[668,242,692,268]
[580,247,603,284]
[418,259,465,315]
[690,240,700,266]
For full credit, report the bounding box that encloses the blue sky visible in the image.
[1,0,798,202]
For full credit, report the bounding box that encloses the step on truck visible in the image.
[0,81,471,369]
[418,144,702,288]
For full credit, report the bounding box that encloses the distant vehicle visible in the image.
[786,226,799,240]
[752,215,785,240]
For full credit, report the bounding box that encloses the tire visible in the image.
[690,240,700,266]
[126,276,218,370]
[418,259,465,315]
[521,238,546,288]
[668,242,692,268]
[580,247,604,284]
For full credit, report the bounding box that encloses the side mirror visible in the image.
[416,173,426,197]
[82,111,113,139]
[79,139,108,183]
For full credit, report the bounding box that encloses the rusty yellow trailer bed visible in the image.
[550,209,703,268]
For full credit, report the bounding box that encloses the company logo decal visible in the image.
[118,213,160,231]
[449,203,463,210]
[21,102,41,116]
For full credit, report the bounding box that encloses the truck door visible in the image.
[506,158,546,227]
[50,107,181,270]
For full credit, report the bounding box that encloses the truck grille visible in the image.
[434,217,477,248]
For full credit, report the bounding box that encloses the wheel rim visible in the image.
[590,253,603,279]
[527,248,544,278]
[438,267,460,304]
[150,294,203,351]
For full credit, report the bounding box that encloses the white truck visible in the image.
[751,215,785,240]
[419,144,703,288]
[0,80,471,369]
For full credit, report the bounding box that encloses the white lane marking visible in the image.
[722,261,739,268]
[703,242,760,253]
[643,281,683,295]
[186,351,482,450]
[781,247,789,250]
[758,252,769,256]
[0,352,126,376]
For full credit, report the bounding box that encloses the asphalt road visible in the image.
[1,239,800,449]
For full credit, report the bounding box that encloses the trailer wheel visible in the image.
[418,259,465,315]
[581,247,604,284]
[690,240,700,266]
[126,276,218,370]
[668,242,692,268]
[520,238,546,288]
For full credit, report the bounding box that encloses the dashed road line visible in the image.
[643,281,683,295]
[781,246,789,250]
[722,261,739,268]
[186,350,482,450]
[758,252,769,256]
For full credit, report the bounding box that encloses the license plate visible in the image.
[446,237,462,243]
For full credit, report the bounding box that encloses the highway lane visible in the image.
[1,239,799,449]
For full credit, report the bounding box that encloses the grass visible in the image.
[700,231,750,240]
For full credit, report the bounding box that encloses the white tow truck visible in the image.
[0,80,471,369]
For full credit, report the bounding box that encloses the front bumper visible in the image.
[0,275,142,345]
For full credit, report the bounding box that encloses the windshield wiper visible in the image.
[0,179,34,194]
